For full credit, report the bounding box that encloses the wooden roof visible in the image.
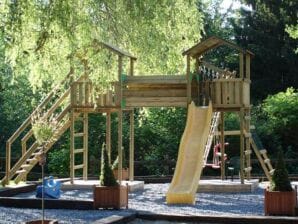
[183,36,254,57]
[98,41,137,60]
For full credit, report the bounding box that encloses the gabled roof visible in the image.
[97,41,137,60]
[182,36,254,57]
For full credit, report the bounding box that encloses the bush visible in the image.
[270,150,292,191]
[100,143,118,186]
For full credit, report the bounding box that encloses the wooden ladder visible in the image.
[203,112,220,166]
[250,134,274,181]
[70,112,88,183]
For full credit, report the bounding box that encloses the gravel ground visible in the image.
[1,183,267,224]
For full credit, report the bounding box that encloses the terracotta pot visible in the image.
[93,185,128,209]
[264,189,296,216]
[113,168,129,180]
[25,220,58,224]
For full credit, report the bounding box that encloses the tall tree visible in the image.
[232,0,298,100]
[1,0,203,89]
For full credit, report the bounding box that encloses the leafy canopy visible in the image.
[1,0,203,89]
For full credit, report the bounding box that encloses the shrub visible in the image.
[100,143,118,186]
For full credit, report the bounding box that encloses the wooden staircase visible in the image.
[1,74,84,186]
[250,131,274,181]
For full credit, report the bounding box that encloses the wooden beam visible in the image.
[129,110,134,181]
[239,53,244,79]
[83,113,88,181]
[118,110,123,183]
[220,112,225,180]
[245,54,250,80]
[130,58,134,76]
[239,109,245,184]
[70,110,75,184]
[106,112,111,164]
[186,55,191,104]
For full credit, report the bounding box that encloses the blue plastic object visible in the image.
[36,176,61,199]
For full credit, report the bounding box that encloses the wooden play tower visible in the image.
[2,37,274,186]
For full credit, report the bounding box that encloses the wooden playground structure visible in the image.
[1,36,274,187]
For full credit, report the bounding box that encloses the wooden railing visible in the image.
[71,81,117,108]
[1,71,80,185]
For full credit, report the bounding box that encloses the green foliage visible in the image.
[1,0,203,89]
[232,0,298,100]
[47,147,69,176]
[270,150,292,192]
[255,88,298,154]
[100,143,118,186]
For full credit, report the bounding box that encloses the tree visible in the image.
[1,0,203,89]
[100,143,118,186]
[232,0,298,100]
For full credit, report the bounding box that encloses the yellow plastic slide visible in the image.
[166,102,213,204]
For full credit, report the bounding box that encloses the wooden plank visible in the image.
[239,53,244,79]
[125,101,187,108]
[74,148,84,154]
[79,83,84,106]
[129,110,134,181]
[130,58,134,76]
[186,55,191,104]
[123,89,186,98]
[70,110,75,184]
[220,112,225,180]
[118,110,123,183]
[126,97,187,103]
[99,41,137,60]
[126,83,186,90]
[74,164,84,170]
[83,113,88,180]
[246,54,250,79]
[239,109,245,184]
[106,112,111,164]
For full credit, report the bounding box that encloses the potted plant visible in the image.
[264,149,296,216]
[111,147,129,181]
[93,143,128,209]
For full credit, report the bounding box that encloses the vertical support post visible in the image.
[83,112,88,181]
[245,53,250,80]
[106,112,111,165]
[220,112,225,180]
[239,108,245,184]
[239,53,244,79]
[118,110,123,183]
[129,110,134,181]
[245,108,251,180]
[70,110,75,184]
[130,58,134,76]
[186,55,191,104]
[5,142,11,185]
[118,55,123,183]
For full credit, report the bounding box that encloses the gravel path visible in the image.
[1,183,267,223]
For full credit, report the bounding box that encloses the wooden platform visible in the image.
[197,179,259,193]
[62,180,145,192]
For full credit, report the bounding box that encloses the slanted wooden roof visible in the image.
[183,36,254,57]
[99,41,137,60]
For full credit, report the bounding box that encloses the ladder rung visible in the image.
[74,164,84,170]
[245,150,252,155]
[244,167,252,172]
[74,148,84,154]
[16,169,27,174]
[32,152,42,156]
[259,149,267,154]
[264,159,270,164]
[269,169,275,175]
[244,116,251,120]
[74,133,84,137]
[27,158,38,163]
[245,133,251,138]
[21,164,32,169]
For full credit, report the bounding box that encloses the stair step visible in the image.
[21,164,32,169]
[74,133,84,137]
[74,164,84,170]
[244,167,252,172]
[16,170,27,174]
[264,159,271,164]
[27,158,38,163]
[32,152,42,156]
[74,148,84,154]
[259,149,267,154]
[245,150,252,155]
[269,169,275,175]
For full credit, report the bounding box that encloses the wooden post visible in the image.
[245,109,251,180]
[118,110,123,183]
[220,112,225,180]
[130,59,134,76]
[239,108,245,184]
[186,55,191,104]
[239,53,244,79]
[129,110,134,181]
[70,111,75,184]
[106,112,111,165]
[245,53,250,80]
[83,113,88,181]
[5,142,11,185]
